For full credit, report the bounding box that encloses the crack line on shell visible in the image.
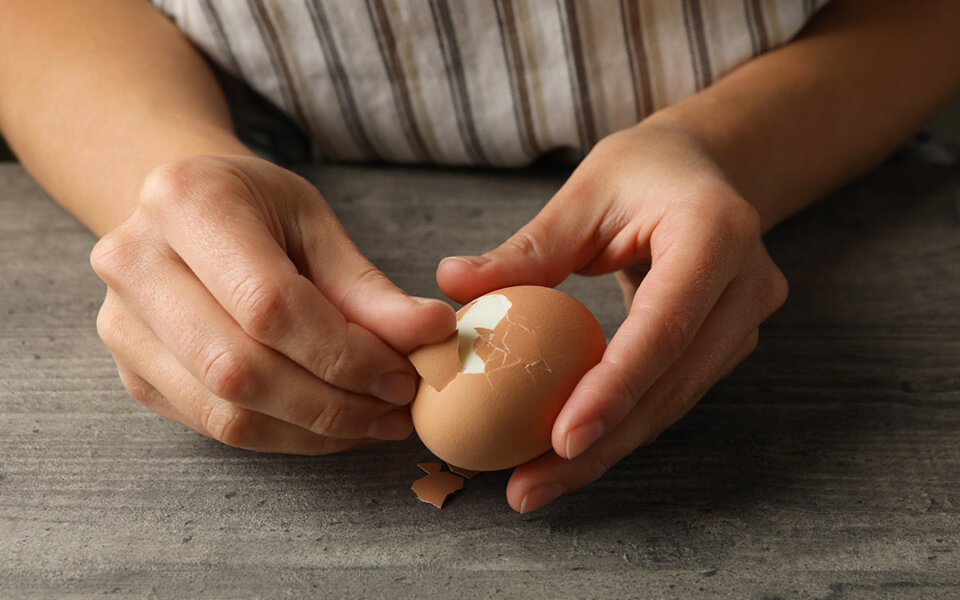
[476,310,553,387]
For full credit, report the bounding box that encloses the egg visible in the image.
[409,285,606,471]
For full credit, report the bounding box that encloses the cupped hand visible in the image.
[92,155,456,454]
[437,123,788,512]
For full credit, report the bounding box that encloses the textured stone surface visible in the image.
[1,162,959,599]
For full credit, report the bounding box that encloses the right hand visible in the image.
[91,155,456,454]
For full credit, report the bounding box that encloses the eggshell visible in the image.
[411,463,463,508]
[409,285,606,471]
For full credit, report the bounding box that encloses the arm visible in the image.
[653,0,960,229]
[1,0,455,452]
[437,0,960,512]
[0,0,250,235]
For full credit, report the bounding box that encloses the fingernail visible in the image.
[366,410,413,440]
[440,255,491,268]
[370,371,416,406]
[520,483,564,514]
[410,296,452,309]
[564,420,605,459]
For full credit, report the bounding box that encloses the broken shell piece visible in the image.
[409,332,459,392]
[411,463,464,509]
[447,464,479,479]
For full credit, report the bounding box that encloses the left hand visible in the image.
[436,122,788,513]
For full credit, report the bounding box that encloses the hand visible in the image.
[92,155,456,454]
[437,123,788,512]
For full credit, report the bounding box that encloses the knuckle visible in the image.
[95,301,123,349]
[654,379,702,434]
[231,276,287,341]
[661,314,694,361]
[503,230,543,260]
[318,343,354,386]
[139,162,192,212]
[765,265,790,314]
[340,266,390,309]
[307,400,346,437]
[117,369,157,405]
[353,265,390,290]
[610,366,640,414]
[139,156,220,212]
[200,346,253,401]
[668,376,699,409]
[89,229,139,282]
[751,255,789,320]
[642,306,695,361]
[200,402,253,448]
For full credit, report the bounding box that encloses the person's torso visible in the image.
[151,0,828,166]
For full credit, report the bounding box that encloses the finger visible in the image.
[435,180,609,304]
[92,235,414,441]
[99,292,381,454]
[720,328,760,378]
[508,279,780,513]
[550,210,762,461]
[614,263,650,309]
[136,158,426,402]
[508,328,760,513]
[115,363,194,427]
[116,349,374,455]
[296,197,456,354]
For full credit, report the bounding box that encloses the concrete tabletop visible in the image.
[1,161,959,599]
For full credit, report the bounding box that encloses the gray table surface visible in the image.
[1,161,959,599]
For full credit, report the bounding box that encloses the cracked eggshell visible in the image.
[409,285,606,471]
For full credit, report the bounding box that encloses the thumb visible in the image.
[337,263,456,356]
[300,212,456,356]
[437,197,604,304]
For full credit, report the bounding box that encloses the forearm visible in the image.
[645,0,960,230]
[0,0,252,236]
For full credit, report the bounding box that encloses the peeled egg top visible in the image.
[409,285,606,471]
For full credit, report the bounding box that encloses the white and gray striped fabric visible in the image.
[151,0,829,166]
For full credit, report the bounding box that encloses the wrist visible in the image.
[95,127,255,236]
[638,100,788,232]
[627,112,747,196]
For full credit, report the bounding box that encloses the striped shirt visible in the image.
[151,0,829,166]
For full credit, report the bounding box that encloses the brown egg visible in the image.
[409,285,606,471]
